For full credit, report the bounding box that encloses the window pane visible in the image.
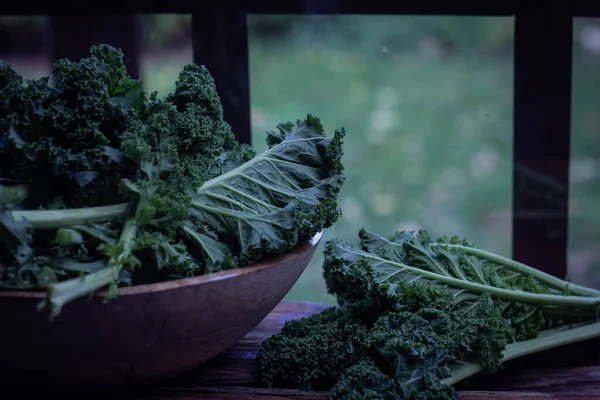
[139,15,192,96]
[248,15,515,304]
[568,18,600,288]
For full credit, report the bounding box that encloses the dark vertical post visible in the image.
[512,1,573,277]
[49,15,141,79]
[191,1,251,144]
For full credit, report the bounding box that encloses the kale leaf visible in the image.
[183,115,345,273]
[0,45,346,318]
[258,306,368,390]
[257,228,600,399]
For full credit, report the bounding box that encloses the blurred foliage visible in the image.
[249,15,514,57]
[1,14,599,300]
[138,14,192,50]
[248,15,515,304]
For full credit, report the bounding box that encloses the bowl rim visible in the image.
[0,231,323,299]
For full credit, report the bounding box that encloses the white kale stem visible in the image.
[12,203,128,229]
[9,133,319,230]
[0,183,30,204]
[432,243,600,297]
[45,266,118,318]
[198,149,265,190]
[346,249,600,309]
[9,152,262,230]
[196,135,323,191]
[441,321,600,386]
[44,216,138,318]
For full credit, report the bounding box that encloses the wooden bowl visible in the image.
[0,232,322,388]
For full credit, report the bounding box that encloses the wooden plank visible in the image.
[511,0,572,277]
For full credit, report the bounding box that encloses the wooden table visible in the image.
[131,301,600,399]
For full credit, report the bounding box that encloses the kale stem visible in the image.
[363,252,600,309]
[435,243,600,297]
[45,267,119,318]
[0,183,30,204]
[44,215,138,318]
[54,259,106,273]
[198,149,265,190]
[190,201,272,221]
[194,136,322,191]
[441,321,600,386]
[11,203,128,229]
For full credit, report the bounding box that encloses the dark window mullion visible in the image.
[512,1,573,277]
[192,1,251,144]
[573,2,600,17]
[50,15,141,79]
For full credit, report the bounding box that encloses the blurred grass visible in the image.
[247,15,514,304]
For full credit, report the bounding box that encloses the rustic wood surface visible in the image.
[118,300,600,399]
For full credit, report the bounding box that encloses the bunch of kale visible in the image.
[258,281,509,400]
[0,45,346,318]
[257,229,600,399]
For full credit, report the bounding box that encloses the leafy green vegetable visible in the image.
[327,229,600,339]
[257,228,600,399]
[258,305,369,390]
[0,45,346,318]
[185,115,344,271]
[329,358,402,400]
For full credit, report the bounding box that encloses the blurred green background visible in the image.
[1,14,599,302]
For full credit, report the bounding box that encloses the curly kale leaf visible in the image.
[1,45,143,209]
[329,358,402,400]
[365,300,509,399]
[167,64,227,123]
[131,231,197,280]
[0,60,21,90]
[165,63,258,178]
[1,46,240,212]
[181,114,345,272]
[257,282,509,399]
[324,229,600,342]
[257,306,368,391]
[259,228,600,399]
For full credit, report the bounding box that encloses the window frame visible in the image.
[2,0,599,278]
